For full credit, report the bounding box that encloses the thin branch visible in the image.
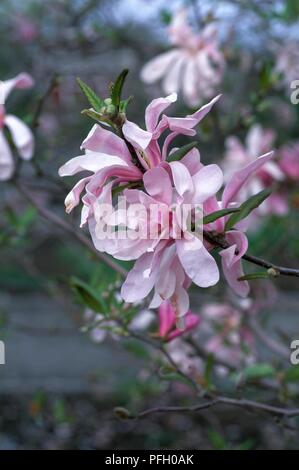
[31,75,59,130]
[247,316,290,360]
[15,181,127,278]
[136,396,299,419]
[204,230,299,278]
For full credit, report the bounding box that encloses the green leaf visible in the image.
[81,108,113,126]
[70,276,108,314]
[284,365,299,383]
[111,69,129,107]
[243,363,275,381]
[77,78,103,112]
[119,95,133,113]
[167,142,198,162]
[238,271,269,281]
[204,354,214,389]
[208,430,228,450]
[159,366,195,388]
[203,208,240,225]
[225,188,272,230]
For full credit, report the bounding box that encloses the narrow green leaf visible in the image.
[111,69,129,107]
[167,142,198,162]
[203,208,240,225]
[70,276,108,314]
[238,271,269,281]
[204,354,214,389]
[225,189,272,231]
[243,363,275,381]
[81,108,113,126]
[284,365,299,383]
[119,95,133,113]
[77,78,103,112]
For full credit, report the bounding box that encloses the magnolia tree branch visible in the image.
[203,231,299,278]
[136,396,299,420]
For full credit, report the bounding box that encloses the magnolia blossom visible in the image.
[223,125,287,216]
[158,300,200,342]
[201,302,255,368]
[0,73,34,181]
[59,93,275,319]
[279,142,299,181]
[140,9,224,106]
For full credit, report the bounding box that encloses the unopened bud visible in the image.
[114,407,132,420]
[267,267,279,277]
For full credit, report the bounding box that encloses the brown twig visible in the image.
[203,230,299,278]
[136,397,299,419]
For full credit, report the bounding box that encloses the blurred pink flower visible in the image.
[279,142,299,181]
[14,15,38,43]
[223,125,287,216]
[141,9,224,106]
[201,302,255,368]
[0,73,34,181]
[158,300,200,341]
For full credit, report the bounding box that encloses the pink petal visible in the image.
[64,176,91,214]
[169,161,194,197]
[4,114,34,160]
[143,166,172,204]
[3,72,34,101]
[121,251,159,302]
[162,54,186,95]
[145,94,177,133]
[158,301,176,337]
[81,124,132,164]
[220,231,249,297]
[140,50,182,84]
[0,130,14,181]
[222,151,274,208]
[122,120,152,150]
[58,150,129,176]
[192,164,223,203]
[176,236,219,287]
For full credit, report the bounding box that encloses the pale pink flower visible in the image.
[158,300,200,341]
[14,15,38,43]
[223,125,287,216]
[140,9,224,106]
[0,73,35,181]
[279,141,299,181]
[201,302,255,368]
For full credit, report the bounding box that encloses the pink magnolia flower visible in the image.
[204,151,274,297]
[201,302,255,368]
[117,154,223,317]
[279,142,299,181]
[158,300,200,341]
[0,73,35,181]
[140,9,224,106]
[223,125,287,216]
[14,15,38,43]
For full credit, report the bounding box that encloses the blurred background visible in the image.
[0,0,299,449]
